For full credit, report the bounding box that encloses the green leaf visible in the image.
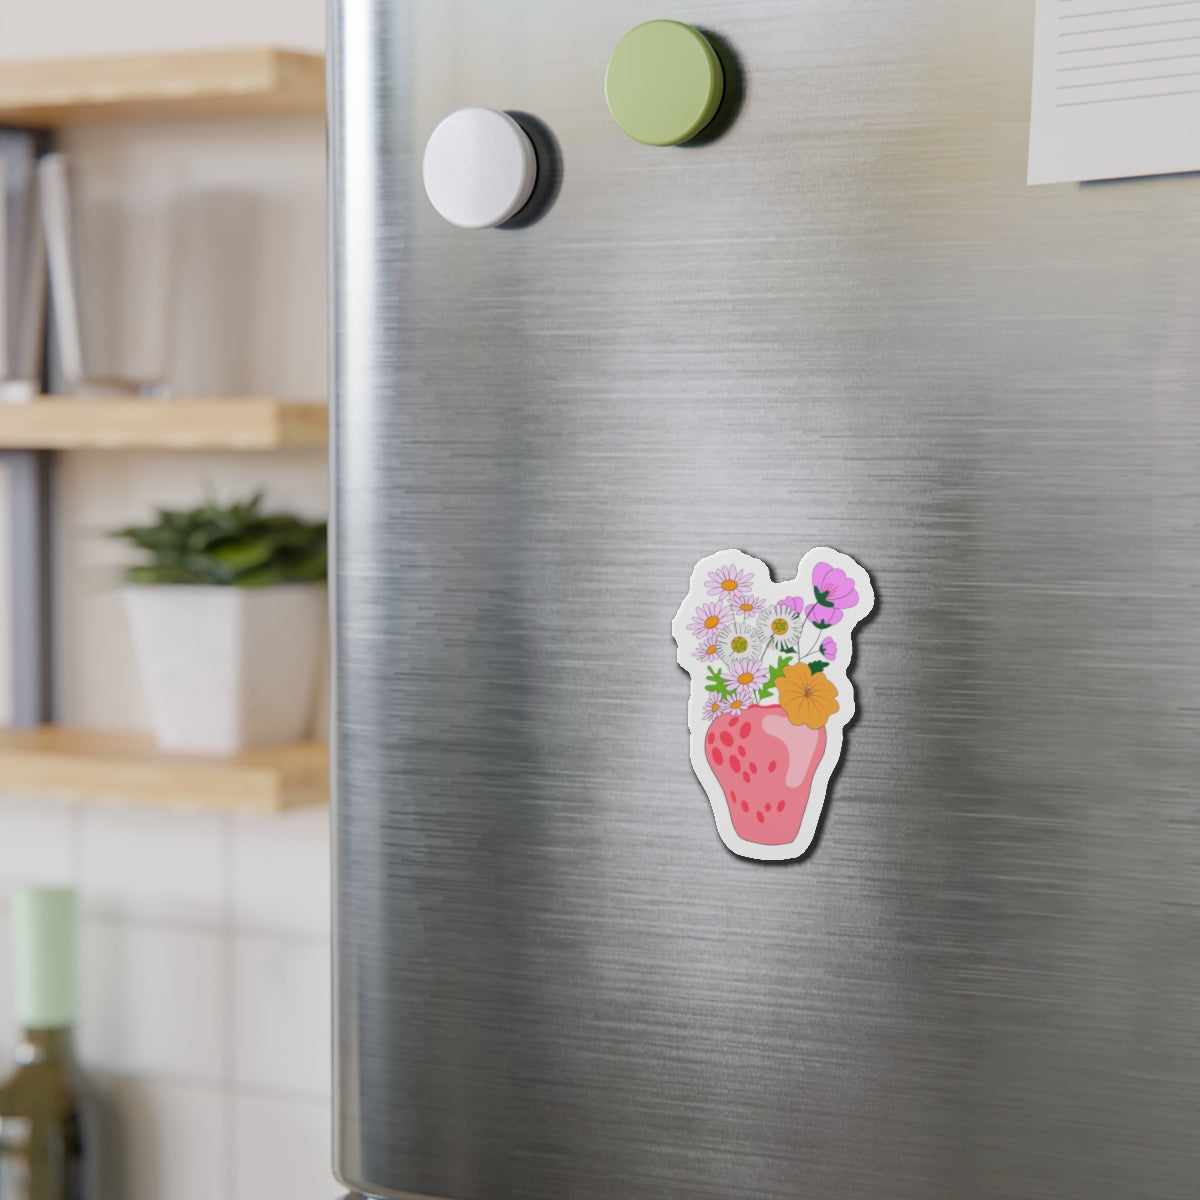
[278,548,328,583]
[161,509,191,532]
[211,537,276,574]
[110,495,327,587]
[759,655,793,700]
[705,668,731,697]
[807,660,829,675]
[124,564,207,585]
[233,564,290,587]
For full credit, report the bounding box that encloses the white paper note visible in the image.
[1028,0,1200,184]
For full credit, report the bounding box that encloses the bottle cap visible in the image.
[12,887,77,1029]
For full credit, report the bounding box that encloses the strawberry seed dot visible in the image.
[712,748,723,766]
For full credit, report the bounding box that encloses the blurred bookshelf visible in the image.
[0,50,329,812]
[0,398,327,450]
[0,726,327,812]
[0,48,324,127]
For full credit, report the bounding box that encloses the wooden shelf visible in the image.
[0,48,325,127]
[0,397,327,450]
[0,726,327,813]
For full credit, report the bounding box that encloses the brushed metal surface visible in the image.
[330,2,1200,1197]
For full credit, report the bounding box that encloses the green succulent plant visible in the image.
[112,493,327,587]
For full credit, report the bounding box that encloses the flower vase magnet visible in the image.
[673,548,874,861]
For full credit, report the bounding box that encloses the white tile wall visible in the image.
[0,796,78,885]
[80,917,226,1081]
[0,801,334,1197]
[108,1077,227,1200]
[80,805,225,924]
[232,807,331,937]
[232,1093,339,1200]
[233,935,331,1098]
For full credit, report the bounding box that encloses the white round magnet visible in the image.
[422,107,538,230]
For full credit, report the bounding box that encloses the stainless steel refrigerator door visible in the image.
[329,2,1200,1198]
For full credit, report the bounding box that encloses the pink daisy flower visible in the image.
[725,692,752,716]
[687,601,731,640]
[704,563,754,599]
[693,640,722,663]
[729,591,764,619]
[701,694,726,722]
[728,657,770,699]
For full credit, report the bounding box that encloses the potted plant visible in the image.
[112,494,327,756]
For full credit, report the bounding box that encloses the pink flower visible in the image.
[730,591,764,619]
[701,694,726,722]
[693,640,722,663]
[812,562,859,610]
[820,637,836,661]
[687,602,731,640]
[728,657,770,699]
[806,602,843,628]
[705,563,754,599]
[780,595,806,614]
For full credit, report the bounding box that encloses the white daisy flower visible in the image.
[758,604,804,651]
[718,621,766,664]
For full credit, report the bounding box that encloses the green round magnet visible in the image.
[605,20,725,147]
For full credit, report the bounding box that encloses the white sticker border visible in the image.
[672,547,875,862]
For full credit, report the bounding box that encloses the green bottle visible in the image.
[0,888,90,1200]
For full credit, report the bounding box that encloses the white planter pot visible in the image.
[124,583,326,756]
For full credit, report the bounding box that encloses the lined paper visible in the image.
[1028,0,1200,183]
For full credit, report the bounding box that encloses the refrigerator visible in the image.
[328,2,1200,1198]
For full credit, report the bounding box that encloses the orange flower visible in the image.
[773,663,839,729]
